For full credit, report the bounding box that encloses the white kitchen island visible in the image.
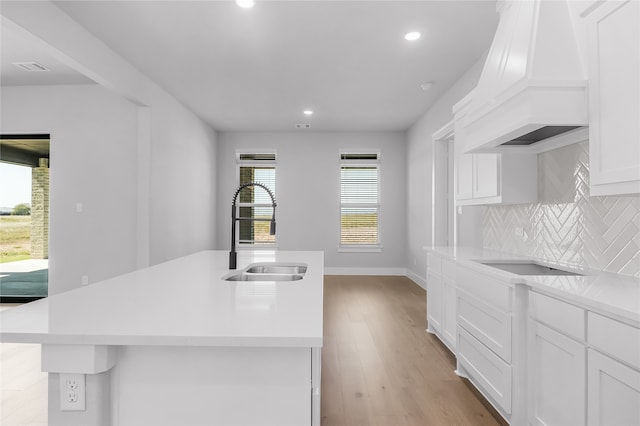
[0,250,324,426]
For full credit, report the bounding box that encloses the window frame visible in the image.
[235,150,277,249]
[338,150,382,253]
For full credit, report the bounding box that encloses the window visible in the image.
[340,152,380,250]
[236,152,276,246]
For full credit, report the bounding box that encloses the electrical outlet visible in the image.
[60,373,86,411]
[81,275,89,286]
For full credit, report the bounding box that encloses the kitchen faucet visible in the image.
[229,182,277,269]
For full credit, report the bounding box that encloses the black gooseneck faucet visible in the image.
[229,182,277,269]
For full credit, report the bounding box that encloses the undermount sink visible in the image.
[245,263,307,275]
[478,261,583,276]
[225,273,304,282]
[223,262,308,282]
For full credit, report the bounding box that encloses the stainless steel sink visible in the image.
[245,263,307,275]
[224,273,304,282]
[478,261,583,276]
[223,262,308,282]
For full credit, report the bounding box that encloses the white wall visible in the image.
[1,1,218,293]
[1,85,139,294]
[146,91,218,265]
[405,57,486,285]
[216,132,406,272]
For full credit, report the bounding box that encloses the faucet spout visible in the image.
[229,182,277,269]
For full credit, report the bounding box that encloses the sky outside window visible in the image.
[0,163,31,208]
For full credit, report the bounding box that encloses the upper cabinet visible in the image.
[454,90,537,206]
[584,0,640,196]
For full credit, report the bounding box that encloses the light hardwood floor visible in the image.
[321,275,502,426]
[1,277,502,426]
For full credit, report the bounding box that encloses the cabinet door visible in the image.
[456,152,474,200]
[473,153,500,199]
[426,271,442,333]
[588,0,640,195]
[442,280,457,350]
[529,321,586,426]
[588,349,640,426]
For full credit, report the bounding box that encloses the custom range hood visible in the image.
[460,0,588,153]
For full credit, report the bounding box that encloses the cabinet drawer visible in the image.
[456,266,512,311]
[529,292,585,342]
[588,312,640,369]
[458,290,512,363]
[426,252,442,275]
[442,259,456,281]
[458,326,512,414]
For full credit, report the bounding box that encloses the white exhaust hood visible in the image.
[460,0,589,153]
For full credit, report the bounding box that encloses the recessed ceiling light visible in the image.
[404,32,421,41]
[303,110,313,116]
[236,0,255,9]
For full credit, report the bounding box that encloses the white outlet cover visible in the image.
[60,373,86,411]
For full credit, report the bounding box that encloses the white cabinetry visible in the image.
[588,349,640,425]
[426,252,456,352]
[528,292,640,426]
[528,292,586,426]
[587,312,640,425]
[585,0,640,196]
[455,265,514,420]
[453,90,538,205]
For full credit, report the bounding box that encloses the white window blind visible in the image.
[340,152,380,246]
[237,152,276,245]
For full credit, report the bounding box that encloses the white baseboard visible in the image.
[405,269,426,289]
[323,267,427,289]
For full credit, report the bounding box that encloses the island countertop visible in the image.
[0,250,324,347]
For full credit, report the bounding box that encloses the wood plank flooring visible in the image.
[321,275,501,426]
[1,277,501,426]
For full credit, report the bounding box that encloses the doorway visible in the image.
[0,134,50,302]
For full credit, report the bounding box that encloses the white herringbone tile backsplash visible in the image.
[483,142,640,278]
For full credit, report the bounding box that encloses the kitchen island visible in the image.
[0,250,324,426]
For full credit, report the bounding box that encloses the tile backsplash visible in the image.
[483,141,640,278]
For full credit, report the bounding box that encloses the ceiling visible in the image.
[2,1,499,132]
[0,23,95,86]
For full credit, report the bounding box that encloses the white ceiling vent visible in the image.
[13,62,50,72]
[295,124,311,129]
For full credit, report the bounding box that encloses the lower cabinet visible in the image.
[426,253,456,352]
[588,348,640,426]
[426,269,443,334]
[529,321,586,426]
[425,251,640,426]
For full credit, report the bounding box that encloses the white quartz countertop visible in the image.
[425,246,640,325]
[0,250,324,347]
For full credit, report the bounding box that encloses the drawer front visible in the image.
[442,259,456,281]
[458,326,512,414]
[426,252,442,275]
[588,312,640,369]
[456,265,512,311]
[458,290,512,363]
[530,292,586,342]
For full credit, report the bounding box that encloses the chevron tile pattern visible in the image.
[483,142,640,278]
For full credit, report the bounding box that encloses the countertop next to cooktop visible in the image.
[425,246,640,325]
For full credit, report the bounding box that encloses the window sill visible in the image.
[338,245,383,253]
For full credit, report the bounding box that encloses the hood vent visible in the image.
[458,0,588,153]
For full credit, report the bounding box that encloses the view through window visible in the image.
[237,152,276,245]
